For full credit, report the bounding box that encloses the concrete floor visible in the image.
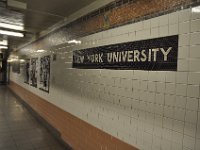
[0,86,68,150]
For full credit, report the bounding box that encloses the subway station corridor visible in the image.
[0,86,68,150]
[0,0,200,149]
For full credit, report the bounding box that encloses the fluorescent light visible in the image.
[0,22,24,31]
[67,39,82,44]
[20,59,25,62]
[192,6,200,13]
[0,30,24,37]
[0,40,8,46]
[36,49,46,53]
[0,45,8,49]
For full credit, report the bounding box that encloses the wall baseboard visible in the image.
[8,87,72,150]
[8,81,138,150]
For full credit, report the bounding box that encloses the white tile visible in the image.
[175,96,186,109]
[136,29,151,40]
[186,97,199,111]
[178,59,189,71]
[190,32,200,45]
[169,12,179,24]
[165,94,175,107]
[190,45,200,58]
[183,135,195,150]
[169,24,179,36]
[171,142,182,150]
[184,122,196,137]
[187,85,199,98]
[131,21,143,31]
[165,83,176,94]
[154,104,164,116]
[191,19,200,32]
[129,31,136,41]
[172,131,183,144]
[161,139,172,150]
[156,82,165,93]
[188,72,200,85]
[120,78,132,89]
[195,138,200,150]
[173,120,184,133]
[132,79,140,90]
[198,112,200,124]
[155,72,166,82]
[176,72,188,84]
[163,117,173,130]
[114,25,130,36]
[159,15,169,26]
[179,9,191,22]
[179,34,190,46]
[143,19,151,29]
[147,91,155,103]
[140,81,148,90]
[166,72,176,83]
[164,106,174,118]
[151,27,159,38]
[189,60,200,72]
[185,110,198,123]
[179,21,190,34]
[151,17,159,28]
[159,25,169,36]
[176,84,187,96]
[154,115,163,127]
[148,81,156,92]
[178,46,189,59]
[197,124,200,139]
[155,93,165,105]
[174,108,185,121]
[140,91,148,101]
[191,7,200,20]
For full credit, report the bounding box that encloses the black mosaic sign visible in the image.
[73,35,178,71]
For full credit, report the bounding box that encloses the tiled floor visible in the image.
[0,86,69,150]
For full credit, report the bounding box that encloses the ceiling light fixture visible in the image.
[0,45,8,49]
[20,59,25,62]
[192,6,200,13]
[0,30,24,37]
[0,22,24,31]
[0,40,8,45]
[36,49,46,53]
[67,39,82,44]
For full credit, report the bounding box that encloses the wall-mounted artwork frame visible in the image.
[24,59,30,84]
[39,56,50,93]
[12,60,20,74]
[30,58,38,87]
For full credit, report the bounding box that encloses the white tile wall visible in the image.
[10,6,200,150]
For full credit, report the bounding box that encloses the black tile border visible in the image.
[7,86,73,150]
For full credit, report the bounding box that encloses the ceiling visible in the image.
[0,0,97,51]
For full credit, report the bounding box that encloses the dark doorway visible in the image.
[0,52,8,85]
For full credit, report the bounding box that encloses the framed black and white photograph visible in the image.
[30,58,38,87]
[39,56,50,93]
[24,59,30,84]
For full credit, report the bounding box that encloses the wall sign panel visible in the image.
[73,35,178,71]
[39,56,50,93]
